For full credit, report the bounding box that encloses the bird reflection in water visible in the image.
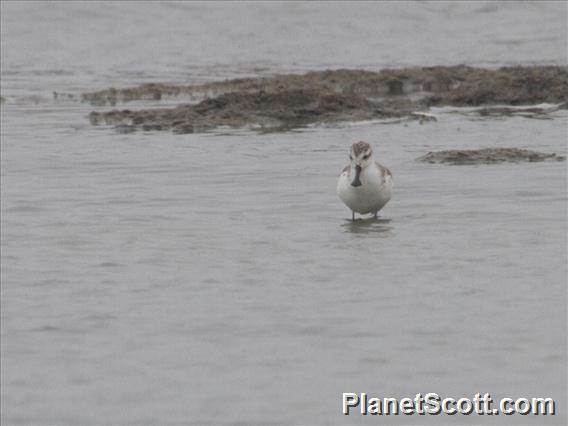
[342,217,394,236]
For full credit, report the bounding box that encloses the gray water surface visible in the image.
[1,2,567,425]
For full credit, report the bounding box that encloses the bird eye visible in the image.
[349,155,353,160]
[363,154,370,160]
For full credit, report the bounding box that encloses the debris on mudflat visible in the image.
[411,111,438,124]
[84,65,568,133]
[53,91,77,101]
[416,148,566,165]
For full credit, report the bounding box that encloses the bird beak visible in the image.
[351,165,362,187]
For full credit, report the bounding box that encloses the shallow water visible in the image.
[1,2,567,425]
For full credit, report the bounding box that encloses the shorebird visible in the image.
[337,141,393,220]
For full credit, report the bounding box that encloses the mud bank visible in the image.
[89,90,411,133]
[85,65,568,133]
[417,148,565,165]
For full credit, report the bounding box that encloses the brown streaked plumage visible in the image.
[377,163,392,180]
[351,141,372,157]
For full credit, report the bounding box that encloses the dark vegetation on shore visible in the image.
[417,148,565,165]
[82,65,567,164]
[85,65,567,134]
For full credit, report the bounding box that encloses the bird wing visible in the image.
[376,162,393,182]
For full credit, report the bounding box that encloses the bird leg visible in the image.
[352,211,355,221]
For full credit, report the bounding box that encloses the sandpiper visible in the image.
[337,141,393,220]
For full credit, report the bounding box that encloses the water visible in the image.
[1,2,567,424]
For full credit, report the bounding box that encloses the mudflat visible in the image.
[85,65,568,133]
[417,148,565,165]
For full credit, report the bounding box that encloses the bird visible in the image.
[337,141,393,221]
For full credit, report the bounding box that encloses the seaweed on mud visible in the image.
[83,65,568,107]
[416,148,565,165]
[88,89,409,133]
[84,65,568,133]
